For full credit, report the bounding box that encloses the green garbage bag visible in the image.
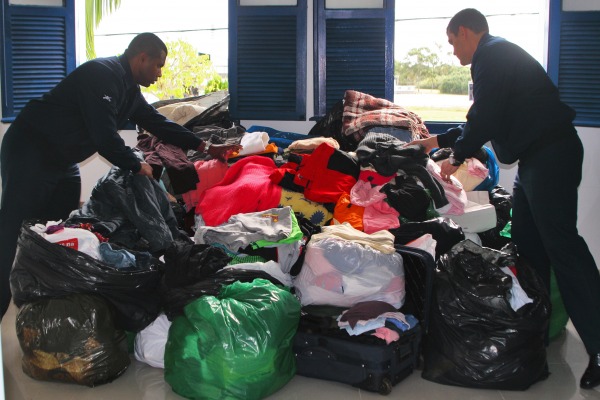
[164,278,301,400]
[500,209,512,238]
[549,268,569,339]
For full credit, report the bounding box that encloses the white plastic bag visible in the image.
[294,237,405,307]
[134,313,172,369]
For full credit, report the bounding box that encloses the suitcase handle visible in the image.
[297,346,337,361]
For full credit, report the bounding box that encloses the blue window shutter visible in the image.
[1,0,75,122]
[547,1,600,127]
[229,0,307,121]
[314,0,394,117]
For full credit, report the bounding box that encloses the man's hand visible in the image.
[207,143,243,162]
[137,162,154,177]
[404,136,439,154]
[440,160,460,182]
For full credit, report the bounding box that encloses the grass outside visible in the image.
[394,91,470,123]
[408,106,468,123]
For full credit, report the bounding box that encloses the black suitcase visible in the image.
[294,315,421,395]
[292,244,434,395]
[395,244,435,334]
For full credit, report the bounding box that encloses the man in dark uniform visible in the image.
[409,8,600,389]
[0,32,240,318]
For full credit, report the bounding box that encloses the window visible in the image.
[228,0,307,121]
[313,0,395,117]
[547,1,600,127]
[0,0,75,121]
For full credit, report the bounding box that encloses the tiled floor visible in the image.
[2,300,599,400]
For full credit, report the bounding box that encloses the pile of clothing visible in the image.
[10,89,520,396]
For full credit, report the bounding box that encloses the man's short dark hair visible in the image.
[124,32,168,59]
[447,8,489,35]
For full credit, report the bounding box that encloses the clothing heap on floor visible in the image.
[11,90,529,398]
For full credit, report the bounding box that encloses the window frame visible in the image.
[228,0,307,121]
[546,0,600,127]
[313,0,395,118]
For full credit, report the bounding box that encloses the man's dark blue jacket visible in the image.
[437,33,576,164]
[15,54,202,173]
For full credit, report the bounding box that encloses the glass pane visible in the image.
[394,0,546,122]
[326,0,384,8]
[95,0,229,101]
[239,0,297,5]
[9,0,63,5]
[563,0,600,11]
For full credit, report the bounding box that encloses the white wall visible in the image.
[77,130,140,201]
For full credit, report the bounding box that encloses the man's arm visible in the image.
[452,46,510,163]
[436,125,464,149]
[75,62,144,173]
[132,95,242,161]
[130,95,203,150]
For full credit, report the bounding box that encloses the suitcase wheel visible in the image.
[378,377,393,395]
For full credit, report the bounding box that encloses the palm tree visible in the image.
[85,0,122,60]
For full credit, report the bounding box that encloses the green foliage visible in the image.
[205,74,229,94]
[439,68,471,95]
[418,76,443,91]
[142,39,221,100]
[396,45,470,93]
[395,46,443,88]
[86,0,122,60]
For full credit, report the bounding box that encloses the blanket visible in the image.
[342,90,430,143]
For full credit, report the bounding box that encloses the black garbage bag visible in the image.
[10,220,163,332]
[66,165,190,254]
[308,99,359,152]
[160,268,287,321]
[479,185,513,250]
[422,240,550,390]
[150,90,232,131]
[16,294,130,387]
[389,217,465,257]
